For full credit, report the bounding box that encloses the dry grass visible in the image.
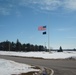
[12,66,52,75]
[12,66,41,75]
[12,71,40,75]
[21,71,37,75]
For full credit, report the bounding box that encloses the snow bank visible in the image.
[0,51,76,59]
[0,58,39,75]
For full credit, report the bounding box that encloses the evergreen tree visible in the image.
[0,40,46,52]
[0,42,3,50]
[21,44,26,52]
[38,45,44,51]
[30,44,34,51]
[34,45,39,51]
[16,39,21,51]
[11,42,16,51]
[58,46,63,52]
[26,43,30,51]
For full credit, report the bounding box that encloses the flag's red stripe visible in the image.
[38,26,46,31]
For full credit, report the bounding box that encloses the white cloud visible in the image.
[66,36,76,39]
[0,0,76,15]
[63,0,76,11]
[20,0,61,11]
[56,28,73,31]
[0,7,10,15]
[19,0,76,11]
[0,0,18,15]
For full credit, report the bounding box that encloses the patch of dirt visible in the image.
[12,71,40,75]
[31,66,41,69]
[12,66,52,75]
[21,71,38,75]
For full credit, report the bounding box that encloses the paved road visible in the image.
[0,55,76,75]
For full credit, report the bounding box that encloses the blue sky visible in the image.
[0,0,76,49]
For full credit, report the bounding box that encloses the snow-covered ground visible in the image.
[0,58,39,75]
[0,51,76,59]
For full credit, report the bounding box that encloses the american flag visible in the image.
[38,26,46,31]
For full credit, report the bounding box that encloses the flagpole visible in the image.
[38,25,49,51]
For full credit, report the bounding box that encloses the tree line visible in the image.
[0,39,47,52]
